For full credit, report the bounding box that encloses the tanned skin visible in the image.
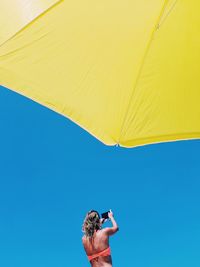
[82,210,119,267]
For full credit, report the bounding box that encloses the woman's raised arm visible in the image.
[103,210,119,236]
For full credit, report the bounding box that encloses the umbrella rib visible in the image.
[117,0,170,146]
[159,0,178,28]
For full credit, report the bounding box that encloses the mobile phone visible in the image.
[101,211,110,219]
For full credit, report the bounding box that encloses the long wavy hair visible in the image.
[82,210,101,239]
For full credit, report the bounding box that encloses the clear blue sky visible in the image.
[0,85,200,267]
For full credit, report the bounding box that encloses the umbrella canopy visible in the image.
[0,0,200,147]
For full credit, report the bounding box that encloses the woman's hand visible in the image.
[108,209,114,219]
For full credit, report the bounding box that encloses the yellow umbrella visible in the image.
[0,0,200,147]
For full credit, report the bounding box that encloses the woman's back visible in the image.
[82,229,112,267]
[82,210,119,267]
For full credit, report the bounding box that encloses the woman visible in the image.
[82,209,119,267]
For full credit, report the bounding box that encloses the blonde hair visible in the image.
[82,210,101,238]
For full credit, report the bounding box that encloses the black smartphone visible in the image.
[101,211,110,219]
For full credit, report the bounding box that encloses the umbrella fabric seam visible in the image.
[117,0,170,145]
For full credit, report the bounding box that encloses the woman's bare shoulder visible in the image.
[101,227,109,233]
[82,236,88,249]
[82,235,90,243]
[101,227,118,236]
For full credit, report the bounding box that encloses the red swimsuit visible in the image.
[87,246,111,261]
